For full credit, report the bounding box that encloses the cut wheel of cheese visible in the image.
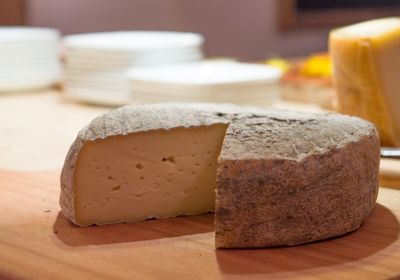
[330,17,400,147]
[60,103,380,248]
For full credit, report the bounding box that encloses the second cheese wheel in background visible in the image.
[330,17,400,147]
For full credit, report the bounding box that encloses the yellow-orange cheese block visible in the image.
[330,17,400,147]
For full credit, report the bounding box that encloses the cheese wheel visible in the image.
[330,17,400,147]
[60,103,380,248]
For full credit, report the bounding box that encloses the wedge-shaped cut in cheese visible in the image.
[60,103,380,249]
[330,17,400,147]
[61,103,234,226]
[74,125,227,226]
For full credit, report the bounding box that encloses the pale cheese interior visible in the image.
[74,124,227,226]
[330,18,400,146]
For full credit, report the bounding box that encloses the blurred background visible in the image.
[1,0,400,176]
[3,0,400,59]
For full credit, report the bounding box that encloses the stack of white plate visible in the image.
[63,31,204,106]
[127,61,282,106]
[0,27,61,92]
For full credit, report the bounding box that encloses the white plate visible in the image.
[128,61,281,86]
[0,75,61,83]
[65,44,202,56]
[0,27,60,42]
[64,68,126,83]
[64,52,202,70]
[0,54,59,60]
[0,78,58,92]
[64,76,127,86]
[0,73,61,81]
[66,49,203,63]
[0,56,60,63]
[0,66,61,76]
[0,43,59,52]
[0,59,60,66]
[0,48,58,55]
[0,53,59,62]
[0,52,58,61]
[0,71,61,83]
[64,71,124,80]
[65,51,202,66]
[64,31,203,53]
[65,77,129,88]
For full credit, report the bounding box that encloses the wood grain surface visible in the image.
[0,170,399,280]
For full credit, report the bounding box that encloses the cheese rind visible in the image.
[329,17,400,147]
[215,112,380,248]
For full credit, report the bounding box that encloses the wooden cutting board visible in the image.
[0,170,399,280]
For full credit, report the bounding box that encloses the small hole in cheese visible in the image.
[161,156,175,163]
[136,163,143,169]
[111,185,120,191]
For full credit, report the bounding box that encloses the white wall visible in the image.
[26,0,329,59]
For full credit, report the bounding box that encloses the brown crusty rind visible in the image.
[60,103,257,225]
[215,112,380,248]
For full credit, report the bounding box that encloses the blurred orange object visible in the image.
[299,53,332,78]
[279,53,336,110]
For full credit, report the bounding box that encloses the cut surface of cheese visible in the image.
[60,103,380,248]
[330,17,400,147]
[74,125,227,226]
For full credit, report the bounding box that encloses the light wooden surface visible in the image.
[0,91,107,170]
[0,170,399,280]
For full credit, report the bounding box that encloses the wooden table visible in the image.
[0,90,399,279]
